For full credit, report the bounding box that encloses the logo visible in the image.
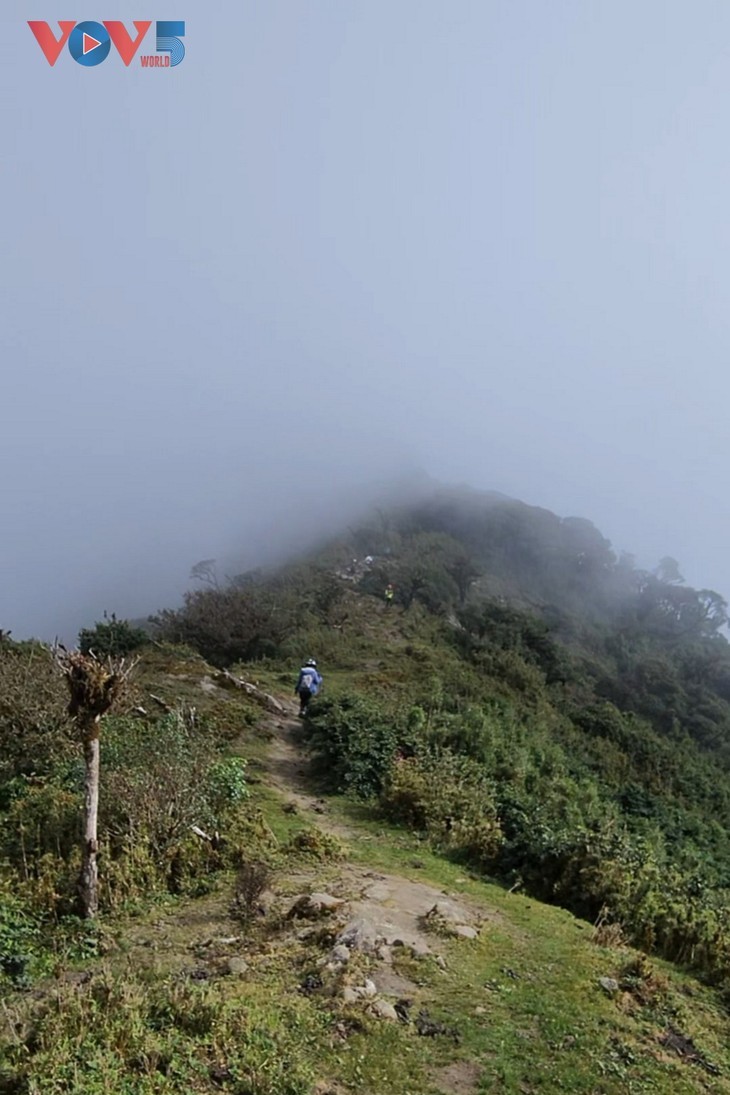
[28,20,185,67]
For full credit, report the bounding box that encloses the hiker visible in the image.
[294,658,323,716]
[384,583,394,607]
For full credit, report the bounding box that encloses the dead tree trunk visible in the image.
[79,716,101,918]
[54,648,137,920]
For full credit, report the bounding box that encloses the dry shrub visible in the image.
[592,910,627,949]
[231,862,271,924]
[286,827,344,861]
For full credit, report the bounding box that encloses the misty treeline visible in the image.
[6,487,730,990]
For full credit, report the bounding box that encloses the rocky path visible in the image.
[258,707,494,1000]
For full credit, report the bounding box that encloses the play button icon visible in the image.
[68,21,111,66]
[83,32,102,55]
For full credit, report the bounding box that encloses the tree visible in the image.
[697,590,729,636]
[655,557,684,585]
[190,559,220,590]
[54,649,136,918]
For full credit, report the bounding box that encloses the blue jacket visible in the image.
[295,666,322,695]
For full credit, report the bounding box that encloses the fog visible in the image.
[3,1,730,640]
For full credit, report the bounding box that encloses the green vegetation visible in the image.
[5,486,730,1091]
[78,612,149,657]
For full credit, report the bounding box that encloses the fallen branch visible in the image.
[214,670,286,714]
[191,824,222,850]
[149,693,172,713]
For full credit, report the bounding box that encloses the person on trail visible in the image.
[294,658,323,717]
[384,583,394,607]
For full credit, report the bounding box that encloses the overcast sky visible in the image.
[2,2,730,639]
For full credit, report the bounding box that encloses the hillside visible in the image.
[3,485,730,1092]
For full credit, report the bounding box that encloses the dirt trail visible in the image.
[263,710,357,840]
[258,705,500,963]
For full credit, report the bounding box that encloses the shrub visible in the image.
[0,640,70,793]
[285,827,344,861]
[0,876,43,986]
[78,612,148,657]
[382,751,503,869]
[304,695,412,798]
[207,756,249,814]
[231,861,271,923]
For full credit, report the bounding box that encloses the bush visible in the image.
[78,612,148,657]
[101,711,250,855]
[0,876,43,986]
[285,826,344,861]
[231,861,271,923]
[207,756,249,813]
[382,751,503,869]
[304,695,413,798]
[0,640,70,794]
[0,708,255,921]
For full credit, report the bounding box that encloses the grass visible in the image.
[4,819,729,1094]
[4,649,730,1094]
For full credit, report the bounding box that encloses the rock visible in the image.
[410,941,432,958]
[423,900,479,939]
[435,956,447,970]
[453,925,478,940]
[341,987,359,1004]
[226,957,249,976]
[363,882,391,901]
[255,890,276,917]
[362,979,377,997]
[599,977,620,994]
[426,900,471,926]
[288,893,345,920]
[335,918,383,955]
[475,1006,487,1015]
[372,999,399,1021]
[330,944,351,964]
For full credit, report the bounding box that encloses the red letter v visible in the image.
[104,21,153,66]
[27,22,75,66]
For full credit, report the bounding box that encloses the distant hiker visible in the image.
[294,658,323,717]
[384,583,394,607]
